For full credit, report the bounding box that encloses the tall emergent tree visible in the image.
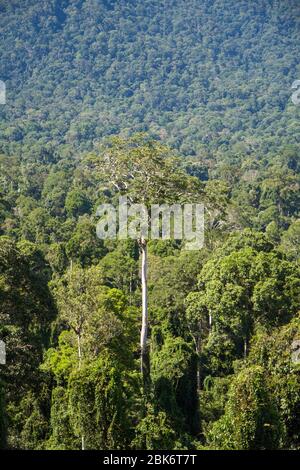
[86,135,202,383]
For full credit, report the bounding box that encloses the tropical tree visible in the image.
[207,365,281,450]
[186,230,300,381]
[51,265,105,368]
[86,135,202,383]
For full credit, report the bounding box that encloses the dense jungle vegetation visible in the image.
[0,0,300,450]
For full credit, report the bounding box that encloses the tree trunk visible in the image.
[77,333,85,450]
[208,313,212,331]
[244,337,247,359]
[196,336,201,391]
[140,239,149,383]
[77,334,82,369]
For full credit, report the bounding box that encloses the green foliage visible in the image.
[0,0,299,451]
[132,404,177,450]
[207,366,281,450]
[65,216,106,267]
[0,0,299,162]
[0,380,6,449]
[187,230,299,377]
[86,135,202,211]
[68,353,131,450]
[42,331,78,385]
[65,189,91,218]
[0,236,55,448]
[47,386,79,450]
[248,316,300,449]
[152,336,198,435]
[280,220,300,261]
[99,245,138,294]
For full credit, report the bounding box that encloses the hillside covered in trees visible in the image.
[0,0,300,451]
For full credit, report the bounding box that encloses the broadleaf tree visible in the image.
[85,134,203,383]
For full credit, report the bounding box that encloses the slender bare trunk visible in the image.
[77,334,82,368]
[208,313,212,332]
[77,334,84,450]
[196,336,201,391]
[244,337,247,359]
[129,271,133,306]
[140,239,148,381]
